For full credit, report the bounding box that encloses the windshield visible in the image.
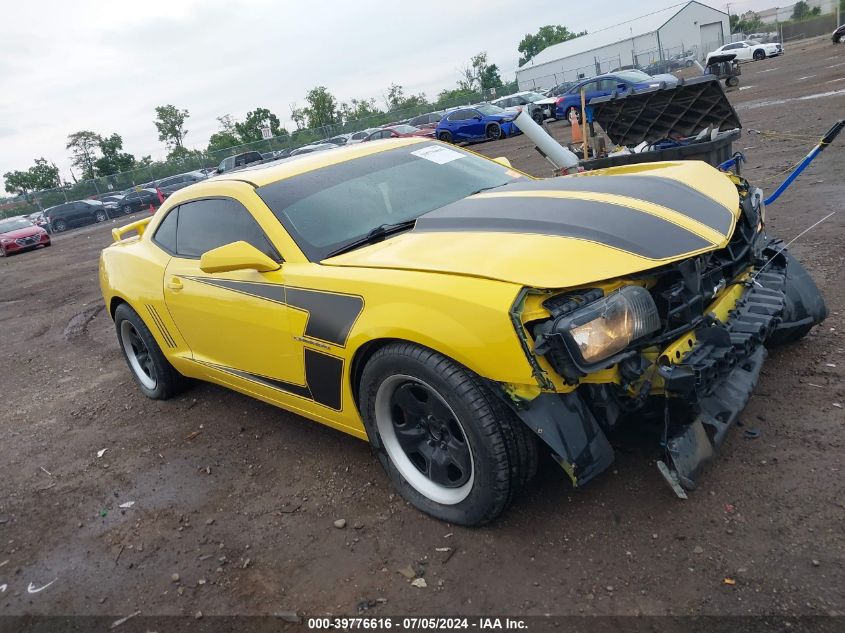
[0,218,34,233]
[476,104,505,115]
[614,70,652,82]
[390,125,419,134]
[256,143,521,261]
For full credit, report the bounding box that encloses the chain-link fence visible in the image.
[1,82,520,220]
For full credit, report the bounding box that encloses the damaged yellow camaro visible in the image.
[100,138,826,525]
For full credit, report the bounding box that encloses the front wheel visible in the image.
[726,76,739,87]
[532,111,545,125]
[114,303,188,400]
[359,343,537,525]
[95,209,107,223]
[438,131,452,143]
[485,123,502,141]
[753,49,765,61]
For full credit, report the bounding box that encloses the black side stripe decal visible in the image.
[415,197,711,260]
[180,277,363,346]
[500,175,735,235]
[146,304,176,348]
[195,349,344,411]
[285,288,363,347]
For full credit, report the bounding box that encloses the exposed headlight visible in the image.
[555,286,660,365]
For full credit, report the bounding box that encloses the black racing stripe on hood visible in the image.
[495,175,734,235]
[414,196,712,260]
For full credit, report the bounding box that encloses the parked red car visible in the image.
[360,125,436,142]
[0,216,51,256]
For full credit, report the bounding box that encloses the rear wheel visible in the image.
[114,303,188,400]
[485,123,502,141]
[753,49,766,61]
[726,76,739,87]
[359,342,537,525]
[52,219,67,232]
[565,106,581,125]
[438,131,452,143]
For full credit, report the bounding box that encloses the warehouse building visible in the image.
[516,1,730,91]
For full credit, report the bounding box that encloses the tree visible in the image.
[234,107,287,142]
[729,14,739,32]
[518,25,587,66]
[153,104,190,152]
[3,158,61,197]
[66,130,101,180]
[93,133,135,176]
[290,104,307,130]
[384,83,428,111]
[303,86,339,129]
[339,98,382,124]
[792,1,819,20]
[458,52,503,93]
[435,88,479,108]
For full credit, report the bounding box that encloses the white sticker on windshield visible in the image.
[411,146,465,165]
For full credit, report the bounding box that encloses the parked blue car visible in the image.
[435,104,520,144]
[551,70,678,120]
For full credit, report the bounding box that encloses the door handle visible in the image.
[167,277,183,291]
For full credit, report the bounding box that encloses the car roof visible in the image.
[199,137,428,188]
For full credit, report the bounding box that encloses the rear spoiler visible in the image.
[112,217,152,243]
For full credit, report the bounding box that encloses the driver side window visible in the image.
[154,198,280,261]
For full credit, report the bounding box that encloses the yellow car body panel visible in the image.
[98,139,750,444]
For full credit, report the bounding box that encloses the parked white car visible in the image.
[706,40,782,63]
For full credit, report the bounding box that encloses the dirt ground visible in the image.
[0,35,843,628]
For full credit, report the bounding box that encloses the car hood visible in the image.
[324,161,740,289]
[1,226,44,239]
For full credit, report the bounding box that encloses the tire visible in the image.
[837,34,844,44]
[438,131,452,143]
[123,206,132,215]
[753,49,765,61]
[485,123,502,141]
[359,342,537,525]
[565,107,581,125]
[114,303,188,400]
[685,60,694,67]
[52,219,67,233]
[532,110,545,125]
[726,76,739,87]
[95,210,107,223]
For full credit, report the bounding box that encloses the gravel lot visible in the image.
[0,35,842,627]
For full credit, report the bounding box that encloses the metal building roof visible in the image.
[523,2,690,69]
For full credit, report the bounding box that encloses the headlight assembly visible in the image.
[536,286,660,372]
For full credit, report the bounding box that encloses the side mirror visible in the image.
[492,156,512,168]
[200,241,280,274]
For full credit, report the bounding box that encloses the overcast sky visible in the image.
[1,0,778,189]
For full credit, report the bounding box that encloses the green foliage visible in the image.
[154,104,190,151]
[791,1,821,20]
[66,130,101,180]
[3,158,61,196]
[458,52,504,93]
[234,107,287,143]
[93,133,136,176]
[207,130,241,153]
[303,86,339,129]
[518,25,587,66]
[731,11,764,34]
[384,84,427,111]
[339,98,382,124]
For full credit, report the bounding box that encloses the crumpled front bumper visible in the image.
[506,246,827,497]
[658,248,827,494]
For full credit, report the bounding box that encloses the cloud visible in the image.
[1,0,733,189]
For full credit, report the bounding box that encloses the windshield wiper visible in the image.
[324,219,417,258]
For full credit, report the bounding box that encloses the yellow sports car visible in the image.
[100,138,826,524]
